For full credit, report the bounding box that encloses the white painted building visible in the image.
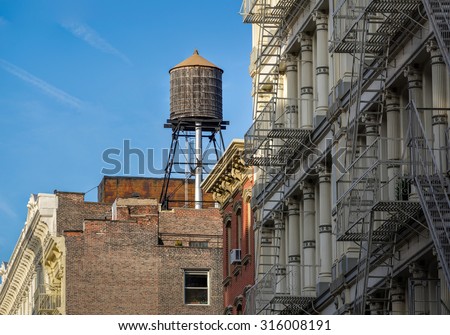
[241,0,450,314]
[0,194,63,315]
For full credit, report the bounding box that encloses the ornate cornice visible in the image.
[202,140,251,208]
[0,194,58,315]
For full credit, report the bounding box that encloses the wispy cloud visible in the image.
[0,17,7,26]
[62,21,132,65]
[0,58,83,109]
[0,200,17,219]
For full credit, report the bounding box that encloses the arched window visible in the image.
[234,295,244,315]
[224,305,233,315]
[236,303,243,315]
[233,201,242,251]
[236,209,242,250]
[245,193,252,255]
[224,214,232,276]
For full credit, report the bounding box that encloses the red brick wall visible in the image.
[222,180,254,314]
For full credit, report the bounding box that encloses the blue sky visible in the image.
[0,1,252,263]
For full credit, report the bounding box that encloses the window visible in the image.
[189,241,208,248]
[226,220,232,276]
[184,271,209,305]
[246,200,252,255]
[236,209,242,250]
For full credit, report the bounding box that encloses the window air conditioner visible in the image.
[230,249,241,264]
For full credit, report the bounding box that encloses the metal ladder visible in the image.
[339,10,391,314]
[240,0,293,314]
[423,0,450,75]
[331,0,423,315]
[409,101,450,293]
[250,0,282,121]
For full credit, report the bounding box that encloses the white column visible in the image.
[302,181,316,296]
[332,123,359,263]
[438,260,450,314]
[285,54,299,128]
[195,122,203,209]
[391,279,406,315]
[273,76,285,153]
[409,262,428,315]
[313,11,329,121]
[404,64,424,110]
[404,65,423,201]
[287,198,301,296]
[317,165,332,286]
[386,91,401,201]
[274,213,287,295]
[427,38,448,173]
[275,76,285,126]
[299,33,313,129]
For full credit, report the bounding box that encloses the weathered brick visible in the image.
[98,176,215,208]
[60,185,223,315]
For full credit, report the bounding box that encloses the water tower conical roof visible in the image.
[170,50,223,72]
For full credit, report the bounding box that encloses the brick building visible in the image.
[202,140,254,314]
[98,176,215,207]
[0,178,223,315]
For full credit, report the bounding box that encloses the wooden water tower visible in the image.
[160,50,228,209]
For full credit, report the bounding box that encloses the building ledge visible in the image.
[232,265,242,277]
[222,276,232,287]
[242,254,251,266]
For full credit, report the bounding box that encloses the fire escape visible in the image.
[241,0,313,314]
[408,0,450,304]
[332,0,423,314]
[33,284,61,315]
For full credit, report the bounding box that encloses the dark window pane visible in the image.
[185,274,207,287]
[185,288,208,304]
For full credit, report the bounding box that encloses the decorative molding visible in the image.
[242,254,251,266]
[312,11,328,29]
[275,267,286,276]
[202,141,251,208]
[303,240,316,249]
[233,200,242,214]
[242,188,252,203]
[223,213,232,227]
[0,194,59,315]
[232,264,242,277]
[288,255,301,263]
[403,64,422,89]
[222,276,232,287]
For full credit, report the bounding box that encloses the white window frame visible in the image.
[184,270,210,306]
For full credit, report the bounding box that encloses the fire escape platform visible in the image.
[245,128,312,166]
[271,295,315,314]
[372,201,422,213]
[337,201,422,242]
[241,0,301,24]
[331,0,422,53]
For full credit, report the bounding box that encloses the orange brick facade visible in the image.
[98,176,215,208]
[221,178,254,314]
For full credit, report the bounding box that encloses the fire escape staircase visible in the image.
[423,0,450,76]
[332,0,423,314]
[241,0,313,315]
[408,101,450,295]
